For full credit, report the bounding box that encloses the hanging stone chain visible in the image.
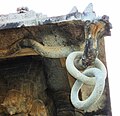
[66,51,107,110]
[66,21,107,110]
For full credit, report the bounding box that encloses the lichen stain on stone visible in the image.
[0,20,85,49]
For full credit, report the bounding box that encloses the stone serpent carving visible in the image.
[66,51,107,110]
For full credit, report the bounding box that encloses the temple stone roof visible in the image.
[0,3,99,30]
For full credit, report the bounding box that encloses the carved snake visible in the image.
[66,51,107,110]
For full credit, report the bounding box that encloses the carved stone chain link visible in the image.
[66,51,107,110]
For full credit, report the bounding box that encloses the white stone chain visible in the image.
[66,51,107,110]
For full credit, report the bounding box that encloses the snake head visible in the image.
[101,15,112,36]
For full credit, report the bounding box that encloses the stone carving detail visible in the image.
[0,3,112,116]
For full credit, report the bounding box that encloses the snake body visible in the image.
[66,51,107,110]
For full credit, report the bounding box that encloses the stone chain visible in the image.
[66,51,107,110]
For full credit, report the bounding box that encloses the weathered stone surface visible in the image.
[0,56,55,115]
[43,58,76,116]
[0,20,85,58]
